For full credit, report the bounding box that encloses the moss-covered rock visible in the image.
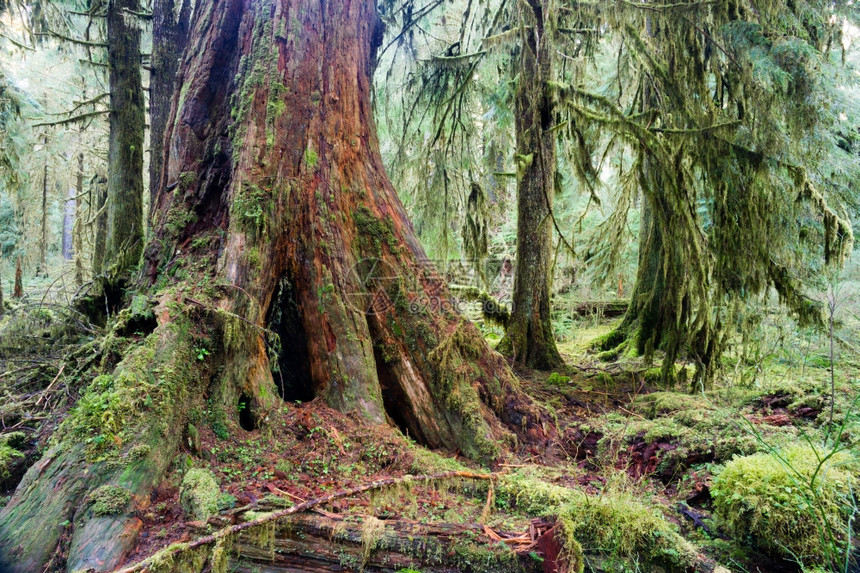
[712,444,857,564]
[180,468,221,521]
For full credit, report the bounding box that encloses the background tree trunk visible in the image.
[74,153,84,286]
[0,0,549,570]
[497,0,563,371]
[104,0,145,278]
[91,173,108,275]
[62,184,75,261]
[148,0,190,216]
[38,162,47,275]
[12,256,21,298]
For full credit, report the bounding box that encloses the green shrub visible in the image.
[496,471,697,572]
[0,442,24,479]
[712,444,857,565]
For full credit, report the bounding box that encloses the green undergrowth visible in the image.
[0,432,25,479]
[495,469,698,572]
[712,443,859,567]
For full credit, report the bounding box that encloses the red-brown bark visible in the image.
[0,0,549,570]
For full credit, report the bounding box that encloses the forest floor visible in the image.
[1,278,859,572]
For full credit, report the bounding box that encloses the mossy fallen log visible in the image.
[572,300,628,318]
[229,513,543,573]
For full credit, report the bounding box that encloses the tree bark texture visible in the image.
[497,0,564,371]
[149,0,190,216]
[0,0,549,570]
[105,0,145,277]
[228,513,543,573]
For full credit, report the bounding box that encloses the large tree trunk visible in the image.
[596,176,715,387]
[148,0,190,216]
[0,0,548,570]
[604,196,669,357]
[104,0,145,278]
[497,0,563,371]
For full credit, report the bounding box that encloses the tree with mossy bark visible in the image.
[0,0,551,569]
[377,0,600,371]
[572,0,856,386]
[104,0,145,280]
[494,0,565,370]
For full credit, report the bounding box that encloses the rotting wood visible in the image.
[229,512,544,573]
[114,470,498,572]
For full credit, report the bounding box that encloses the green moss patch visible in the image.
[89,484,132,517]
[180,468,221,521]
[712,444,857,565]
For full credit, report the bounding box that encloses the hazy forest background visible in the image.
[1,0,860,571]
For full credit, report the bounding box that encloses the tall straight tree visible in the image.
[497,0,564,370]
[148,0,189,213]
[104,0,144,278]
[0,0,548,569]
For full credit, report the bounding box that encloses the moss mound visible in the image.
[180,468,221,521]
[557,492,697,572]
[712,444,857,565]
[496,471,697,571]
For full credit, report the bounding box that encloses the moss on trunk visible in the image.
[105,0,145,278]
[0,0,551,569]
[497,0,564,371]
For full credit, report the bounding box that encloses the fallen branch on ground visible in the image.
[114,470,497,572]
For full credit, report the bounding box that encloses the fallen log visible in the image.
[229,512,544,573]
[571,300,628,318]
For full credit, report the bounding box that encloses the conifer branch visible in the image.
[32,110,109,127]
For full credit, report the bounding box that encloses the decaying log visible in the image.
[571,300,628,318]
[229,513,544,573]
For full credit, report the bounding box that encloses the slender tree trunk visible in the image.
[74,153,85,285]
[149,0,190,216]
[92,173,108,275]
[12,256,21,298]
[497,0,563,371]
[39,163,47,275]
[105,0,145,278]
[0,265,4,315]
[62,184,75,261]
[0,0,549,570]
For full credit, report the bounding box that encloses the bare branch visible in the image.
[32,110,109,128]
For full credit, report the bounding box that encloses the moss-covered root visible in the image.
[0,302,205,572]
